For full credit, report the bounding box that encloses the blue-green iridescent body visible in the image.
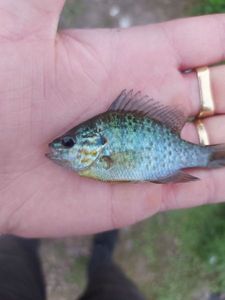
[78,112,209,181]
[47,90,225,183]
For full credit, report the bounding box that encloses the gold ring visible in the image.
[195,119,210,146]
[196,66,215,118]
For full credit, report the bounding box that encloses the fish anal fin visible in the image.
[108,89,186,133]
[152,172,199,184]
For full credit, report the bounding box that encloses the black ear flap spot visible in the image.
[100,135,108,145]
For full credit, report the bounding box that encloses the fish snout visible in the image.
[48,137,62,149]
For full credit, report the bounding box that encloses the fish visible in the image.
[46,90,225,183]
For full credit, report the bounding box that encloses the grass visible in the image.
[116,204,225,300]
[59,0,85,28]
[65,255,88,290]
[191,0,225,15]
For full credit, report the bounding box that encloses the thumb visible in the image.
[0,0,65,39]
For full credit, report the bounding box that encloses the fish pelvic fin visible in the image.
[152,171,199,184]
[207,144,225,168]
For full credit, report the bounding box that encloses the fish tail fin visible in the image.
[207,144,225,169]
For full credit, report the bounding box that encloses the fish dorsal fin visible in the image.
[108,89,186,133]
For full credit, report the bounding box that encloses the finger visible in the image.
[162,14,225,69]
[185,65,225,116]
[57,27,220,120]
[2,165,162,237]
[160,168,225,212]
[0,0,65,38]
[182,115,225,145]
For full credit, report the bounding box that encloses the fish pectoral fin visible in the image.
[152,172,200,184]
[97,151,137,170]
[99,155,113,170]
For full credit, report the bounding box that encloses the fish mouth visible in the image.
[45,146,70,168]
[45,151,61,161]
[46,145,61,160]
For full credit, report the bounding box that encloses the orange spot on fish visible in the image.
[81,158,91,164]
[79,149,98,157]
[79,149,90,155]
[90,151,97,156]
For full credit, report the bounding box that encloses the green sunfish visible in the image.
[47,90,225,183]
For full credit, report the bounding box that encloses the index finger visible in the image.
[0,0,65,38]
[162,14,225,69]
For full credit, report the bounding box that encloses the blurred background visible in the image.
[41,1,225,300]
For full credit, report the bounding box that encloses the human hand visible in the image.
[0,0,225,237]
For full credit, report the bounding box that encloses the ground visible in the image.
[59,0,193,29]
[41,1,225,300]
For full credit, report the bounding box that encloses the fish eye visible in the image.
[61,136,75,148]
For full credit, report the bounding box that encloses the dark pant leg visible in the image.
[79,262,146,300]
[0,235,46,300]
[78,230,145,300]
[209,294,225,300]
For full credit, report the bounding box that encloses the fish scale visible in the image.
[86,112,209,181]
[47,90,225,183]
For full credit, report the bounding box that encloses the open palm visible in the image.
[1,0,225,237]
